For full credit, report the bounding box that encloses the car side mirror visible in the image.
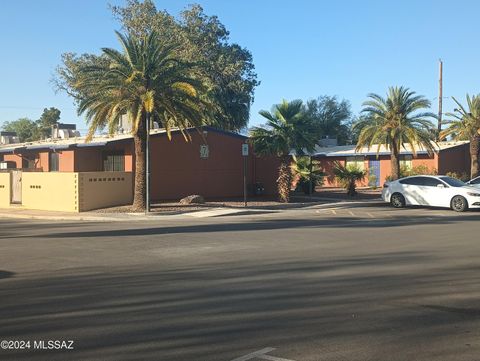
[437,184,446,188]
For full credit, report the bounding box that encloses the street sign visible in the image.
[242,143,249,156]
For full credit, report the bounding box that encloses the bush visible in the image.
[445,171,470,182]
[385,164,438,182]
[368,172,378,189]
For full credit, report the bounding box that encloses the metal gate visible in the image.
[10,170,22,204]
[368,159,381,187]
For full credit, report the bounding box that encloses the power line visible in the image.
[0,106,44,110]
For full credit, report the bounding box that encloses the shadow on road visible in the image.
[1,252,480,360]
[0,270,14,280]
[14,212,480,240]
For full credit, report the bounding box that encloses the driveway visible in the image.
[0,205,479,360]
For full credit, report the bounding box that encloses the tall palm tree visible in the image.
[250,100,319,202]
[75,31,211,211]
[441,95,480,178]
[355,86,436,180]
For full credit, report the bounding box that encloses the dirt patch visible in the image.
[92,190,380,214]
[93,195,333,214]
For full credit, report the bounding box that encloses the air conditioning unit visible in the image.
[0,161,15,169]
[0,131,20,145]
[58,129,70,139]
[52,123,77,139]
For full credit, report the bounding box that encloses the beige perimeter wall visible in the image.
[0,172,10,208]
[78,172,133,212]
[20,171,133,212]
[22,172,79,212]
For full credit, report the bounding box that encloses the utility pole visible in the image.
[437,59,443,141]
[145,112,150,214]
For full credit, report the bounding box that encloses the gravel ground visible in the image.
[92,188,381,214]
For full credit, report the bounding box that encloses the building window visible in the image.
[103,152,125,171]
[49,152,59,172]
[346,156,364,170]
[400,155,412,170]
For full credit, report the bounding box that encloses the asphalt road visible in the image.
[1,204,480,361]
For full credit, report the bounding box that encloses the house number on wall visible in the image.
[200,144,209,159]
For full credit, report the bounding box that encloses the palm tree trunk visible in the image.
[390,144,400,180]
[470,135,480,179]
[277,155,292,203]
[132,116,147,211]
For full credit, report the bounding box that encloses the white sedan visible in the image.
[382,175,480,212]
[467,176,480,187]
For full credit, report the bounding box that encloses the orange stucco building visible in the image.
[314,141,471,187]
[0,127,280,201]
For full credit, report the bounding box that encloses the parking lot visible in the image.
[1,203,480,361]
[312,203,479,220]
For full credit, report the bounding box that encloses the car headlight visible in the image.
[467,192,480,197]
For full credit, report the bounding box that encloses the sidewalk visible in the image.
[0,198,384,222]
[0,206,276,222]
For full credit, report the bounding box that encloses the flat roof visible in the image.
[311,141,469,157]
[0,126,247,154]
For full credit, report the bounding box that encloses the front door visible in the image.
[368,159,381,187]
[10,170,22,204]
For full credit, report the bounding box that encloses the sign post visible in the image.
[242,143,249,207]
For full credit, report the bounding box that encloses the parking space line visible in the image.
[230,347,296,361]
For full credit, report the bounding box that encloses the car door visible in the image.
[399,177,427,205]
[421,177,450,207]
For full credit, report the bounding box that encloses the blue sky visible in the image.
[1,0,480,133]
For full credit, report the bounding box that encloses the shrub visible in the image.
[368,172,378,189]
[445,171,470,182]
[385,164,438,182]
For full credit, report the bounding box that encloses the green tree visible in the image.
[305,96,353,145]
[250,100,320,202]
[441,95,480,179]
[333,162,366,196]
[2,118,39,142]
[59,31,213,211]
[37,107,61,138]
[110,0,258,131]
[355,86,436,180]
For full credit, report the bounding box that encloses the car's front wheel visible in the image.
[390,193,406,208]
[451,195,468,212]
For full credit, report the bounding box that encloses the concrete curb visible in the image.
[0,213,124,222]
[0,199,384,221]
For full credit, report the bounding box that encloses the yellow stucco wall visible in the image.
[78,172,133,212]
[0,172,10,208]
[22,172,79,212]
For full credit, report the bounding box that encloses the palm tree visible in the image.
[291,155,324,195]
[441,95,480,179]
[250,100,319,202]
[333,162,366,196]
[355,86,436,180]
[75,31,211,211]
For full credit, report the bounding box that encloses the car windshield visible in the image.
[439,176,466,187]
